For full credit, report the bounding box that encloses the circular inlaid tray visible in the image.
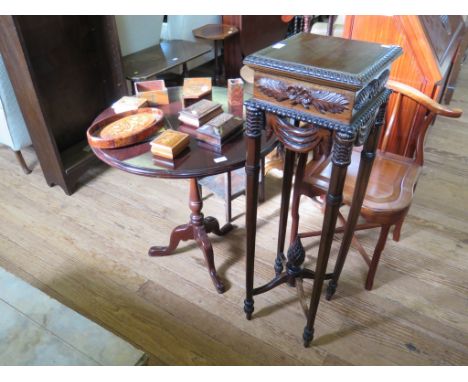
[87,108,164,149]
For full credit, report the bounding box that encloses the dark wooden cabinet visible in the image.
[0,16,125,194]
[343,16,466,155]
[222,16,289,78]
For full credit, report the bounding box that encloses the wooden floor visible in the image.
[1,69,467,366]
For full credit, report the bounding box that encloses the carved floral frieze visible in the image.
[255,77,350,115]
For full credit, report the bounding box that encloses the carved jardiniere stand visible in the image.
[243,33,402,346]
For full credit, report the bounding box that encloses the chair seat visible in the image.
[303,149,422,217]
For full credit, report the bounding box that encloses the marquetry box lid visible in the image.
[244,32,402,128]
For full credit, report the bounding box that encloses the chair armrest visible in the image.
[387,80,463,118]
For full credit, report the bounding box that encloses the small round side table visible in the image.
[192,24,239,84]
[89,87,276,294]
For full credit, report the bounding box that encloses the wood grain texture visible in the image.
[192,24,239,41]
[253,74,354,121]
[87,108,164,149]
[344,15,466,156]
[0,67,467,364]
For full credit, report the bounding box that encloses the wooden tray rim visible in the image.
[87,107,164,149]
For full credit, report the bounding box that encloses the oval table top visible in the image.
[90,87,277,179]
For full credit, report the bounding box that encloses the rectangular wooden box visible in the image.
[183,77,213,107]
[111,96,148,113]
[227,78,244,107]
[134,80,169,106]
[150,130,190,159]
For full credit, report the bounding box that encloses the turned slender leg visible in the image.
[303,131,354,347]
[274,149,296,276]
[365,224,391,290]
[259,157,266,203]
[224,171,232,223]
[244,104,264,319]
[14,150,31,174]
[289,152,308,245]
[326,102,387,301]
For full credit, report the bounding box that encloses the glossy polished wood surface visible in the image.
[192,24,239,41]
[92,87,276,179]
[87,108,165,149]
[304,149,422,218]
[123,40,211,81]
[344,15,466,155]
[307,78,463,216]
[249,33,393,83]
[387,80,463,118]
[291,80,463,293]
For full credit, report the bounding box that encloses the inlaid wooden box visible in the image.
[150,129,190,159]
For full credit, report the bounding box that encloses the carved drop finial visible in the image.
[287,237,306,270]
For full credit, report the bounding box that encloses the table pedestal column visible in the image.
[149,178,233,293]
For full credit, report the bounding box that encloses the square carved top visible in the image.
[244,33,402,91]
[244,33,402,135]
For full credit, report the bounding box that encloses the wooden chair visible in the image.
[288,80,462,294]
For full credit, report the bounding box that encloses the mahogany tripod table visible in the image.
[90,87,276,293]
[242,33,401,346]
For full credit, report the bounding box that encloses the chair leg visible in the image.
[14,150,31,174]
[365,224,391,291]
[392,214,406,242]
[224,171,232,223]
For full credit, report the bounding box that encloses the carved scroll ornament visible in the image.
[256,77,349,114]
[267,114,331,153]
